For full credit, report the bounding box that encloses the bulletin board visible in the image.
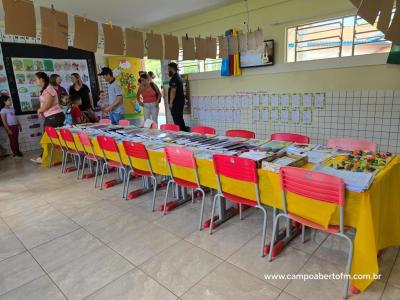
[107,56,144,119]
[2,43,99,115]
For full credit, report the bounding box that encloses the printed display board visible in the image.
[2,42,99,115]
[11,57,90,112]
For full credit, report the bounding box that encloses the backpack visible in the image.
[64,105,73,125]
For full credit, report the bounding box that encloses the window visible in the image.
[287,13,394,63]
[177,45,222,74]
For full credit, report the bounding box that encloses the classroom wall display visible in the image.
[191,90,400,154]
[107,56,144,119]
[0,48,11,97]
[2,42,99,115]
[11,57,90,113]
[40,6,68,49]
[3,0,36,38]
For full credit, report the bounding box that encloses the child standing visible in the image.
[97,91,110,119]
[0,95,22,157]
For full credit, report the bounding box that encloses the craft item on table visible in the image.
[314,165,374,192]
[262,152,308,173]
[239,151,273,162]
[286,143,316,155]
[259,140,292,153]
[330,151,393,173]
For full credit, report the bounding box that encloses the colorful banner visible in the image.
[107,56,144,119]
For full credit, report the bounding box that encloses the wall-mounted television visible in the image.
[2,43,99,115]
[240,39,274,68]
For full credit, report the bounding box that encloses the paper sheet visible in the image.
[271,109,279,122]
[241,96,249,109]
[126,29,144,58]
[102,24,124,55]
[73,16,98,52]
[270,95,279,108]
[233,110,241,123]
[280,94,289,108]
[262,109,269,122]
[252,95,260,107]
[253,108,260,121]
[3,0,36,37]
[303,94,312,108]
[291,110,300,123]
[195,37,207,60]
[206,37,217,59]
[164,34,179,60]
[280,109,289,123]
[182,36,196,60]
[40,7,68,49]
[218,36,228,58]
[261,95,269,106]
[302,110,312,124]
[146,33,163,59]
[291,94,301,108]
[315,93,325,109]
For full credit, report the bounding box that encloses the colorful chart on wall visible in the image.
[11,57,90,113]
[0,49,11,96]
[107,56,144,119]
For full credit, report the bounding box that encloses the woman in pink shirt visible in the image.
[31,72,65,164]
[137,73,161,123]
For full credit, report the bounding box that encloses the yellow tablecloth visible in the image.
[40,132,400,291]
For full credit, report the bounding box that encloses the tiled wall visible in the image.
[190,90,400,154]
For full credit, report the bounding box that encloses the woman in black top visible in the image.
[69,73,97,122]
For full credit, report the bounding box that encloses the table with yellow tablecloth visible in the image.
[40,132,400,292]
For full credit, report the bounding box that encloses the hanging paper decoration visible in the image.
[221,28,241,77]
[349,0,400,45]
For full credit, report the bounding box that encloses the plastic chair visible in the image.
[97,135,127,198]
[271,133,310,144]
[225,129,255,139]
[163,146,206,230]
[45,126,65,169]
[77,131,102,187]
[211,154,268,257]
[118,119,130,126]
[59,128,82,178]
[326,138,377,152]
[160,123,180,132]
[99,118,112,124]
[192,126,216,135]
[269,166,353,299]
[123,141,158,211]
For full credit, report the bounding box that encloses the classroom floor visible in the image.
[0,153,399,300]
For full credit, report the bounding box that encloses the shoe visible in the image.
[30,157,42,164]
[16,152,23,157]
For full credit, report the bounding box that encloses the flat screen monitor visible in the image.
[240,39,274,69]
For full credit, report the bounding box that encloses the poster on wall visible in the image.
[0,49,11,96]
[107,56,144,119]
[11,57,91,113]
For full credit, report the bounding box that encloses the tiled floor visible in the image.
[0,153,399,300]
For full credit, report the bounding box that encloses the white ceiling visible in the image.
[0,0,240,28]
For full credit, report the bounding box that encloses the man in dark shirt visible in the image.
[167,62,187,131]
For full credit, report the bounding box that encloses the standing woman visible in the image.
[69,73,96,122]
[50,74,67,101]
[137,73,161,123]
[31,72,65,164]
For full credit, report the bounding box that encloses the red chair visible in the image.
[45,126,65,169]
[163,146,206,230]
[59,128,82,178]
[97,135,127,198]
[269,166,353,299]
[192,126,216,135]
[225,129,255,139]
[271,133,310,144]
[123,141,158,210]
[160,123,180,132]
[77,131,102,187]
[118,119,130,126]
[211,154,268,257]
[100,118,112,124]
[326,138,377,152]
